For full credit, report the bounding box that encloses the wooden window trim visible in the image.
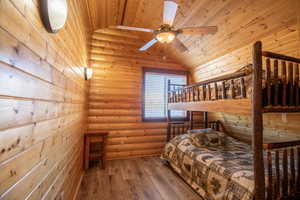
[142,67,189,122]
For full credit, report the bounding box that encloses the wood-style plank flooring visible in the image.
[77,157,203,200]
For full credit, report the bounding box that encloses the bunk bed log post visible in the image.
[288,63,294,106]
[275,151,280,199]
[197,86,200,101]
[266,58,271,106]
[192,88,196,101]
[297,148,300,190]
[240,78,246,98]
[295,64,299,106]
[282,61,287,106]
[189,111,193,130]
[214,82,218,100]
[230,79,235,98]
[252,41,265,200]
[207,84,211,100]
[290,148,296,194]
[204,112,208,128]
[216,121,220,131]
[274,60,279,106]
[267,151,273,200]
[282,149,288,197]
[167,80,171,142]
[203,85,206,101]
[222,81,226,99]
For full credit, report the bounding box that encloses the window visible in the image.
[142,68,187,121]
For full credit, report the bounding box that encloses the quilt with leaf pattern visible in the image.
[161,129,259,200]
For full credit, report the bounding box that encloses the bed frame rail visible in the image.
[167,119,221,142]
[262,51,300,112]
[266,147,300,200]
[168,65,252,103]
[168,51,300,114]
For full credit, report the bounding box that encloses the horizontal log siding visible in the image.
[87,30,187,160]
[0,1,90,200]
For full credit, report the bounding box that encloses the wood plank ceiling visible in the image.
[85,0,300,69]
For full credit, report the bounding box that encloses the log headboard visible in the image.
[166,119,222,142]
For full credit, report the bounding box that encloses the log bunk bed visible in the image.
[162,41,300,200]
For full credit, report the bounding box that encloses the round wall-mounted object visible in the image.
[40,0,68,33]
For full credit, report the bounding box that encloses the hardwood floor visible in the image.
[77,157,203,200]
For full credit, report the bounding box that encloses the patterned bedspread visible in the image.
[161,129,258,200]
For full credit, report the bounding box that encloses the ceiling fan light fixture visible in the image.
[156,32,175,43]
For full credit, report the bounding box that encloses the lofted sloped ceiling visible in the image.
[85,0,300,69]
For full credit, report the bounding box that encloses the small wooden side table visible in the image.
[84,132,108,170]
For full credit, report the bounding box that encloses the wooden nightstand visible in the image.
[84,132,108,170]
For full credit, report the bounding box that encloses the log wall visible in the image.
[0,1,90,199]
[193,21,300,140]
[87,29,187,160]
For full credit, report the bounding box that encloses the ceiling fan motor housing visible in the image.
[154,24,179,43]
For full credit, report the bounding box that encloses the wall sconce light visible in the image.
[84,68,93,80]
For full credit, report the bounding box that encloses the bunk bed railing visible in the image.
[167,64,252,104]
[265,146,300,200]
[262,51,300,112]
[168,50,300,113]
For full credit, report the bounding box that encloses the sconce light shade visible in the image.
[40,0,68,33]
[84,68,93,80]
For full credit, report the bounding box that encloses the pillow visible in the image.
[187,128,225,147]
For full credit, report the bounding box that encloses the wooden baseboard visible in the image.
[72,172,84,200]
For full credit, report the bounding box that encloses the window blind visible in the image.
[144,72,187,120]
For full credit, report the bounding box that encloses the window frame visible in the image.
[142,67,189,122]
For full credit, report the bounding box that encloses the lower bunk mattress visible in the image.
[161,129,272,200]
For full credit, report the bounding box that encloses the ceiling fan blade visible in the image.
[172,38,188,52]
[163,1,178,26]
[111,25,154,32]
[179,26,218,35]
[139,39,158,51]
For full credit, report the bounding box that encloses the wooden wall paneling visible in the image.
[107,135,166,145]
[87,29,187,160]
[193,24,300,82]
[0,127,83,199]
[0,112,82,163]
[0,0,89,199]
[108,129,167,138]
[88,122,167,131]
[90,46,174,63]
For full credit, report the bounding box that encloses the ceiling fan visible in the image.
[111,1,218,52]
